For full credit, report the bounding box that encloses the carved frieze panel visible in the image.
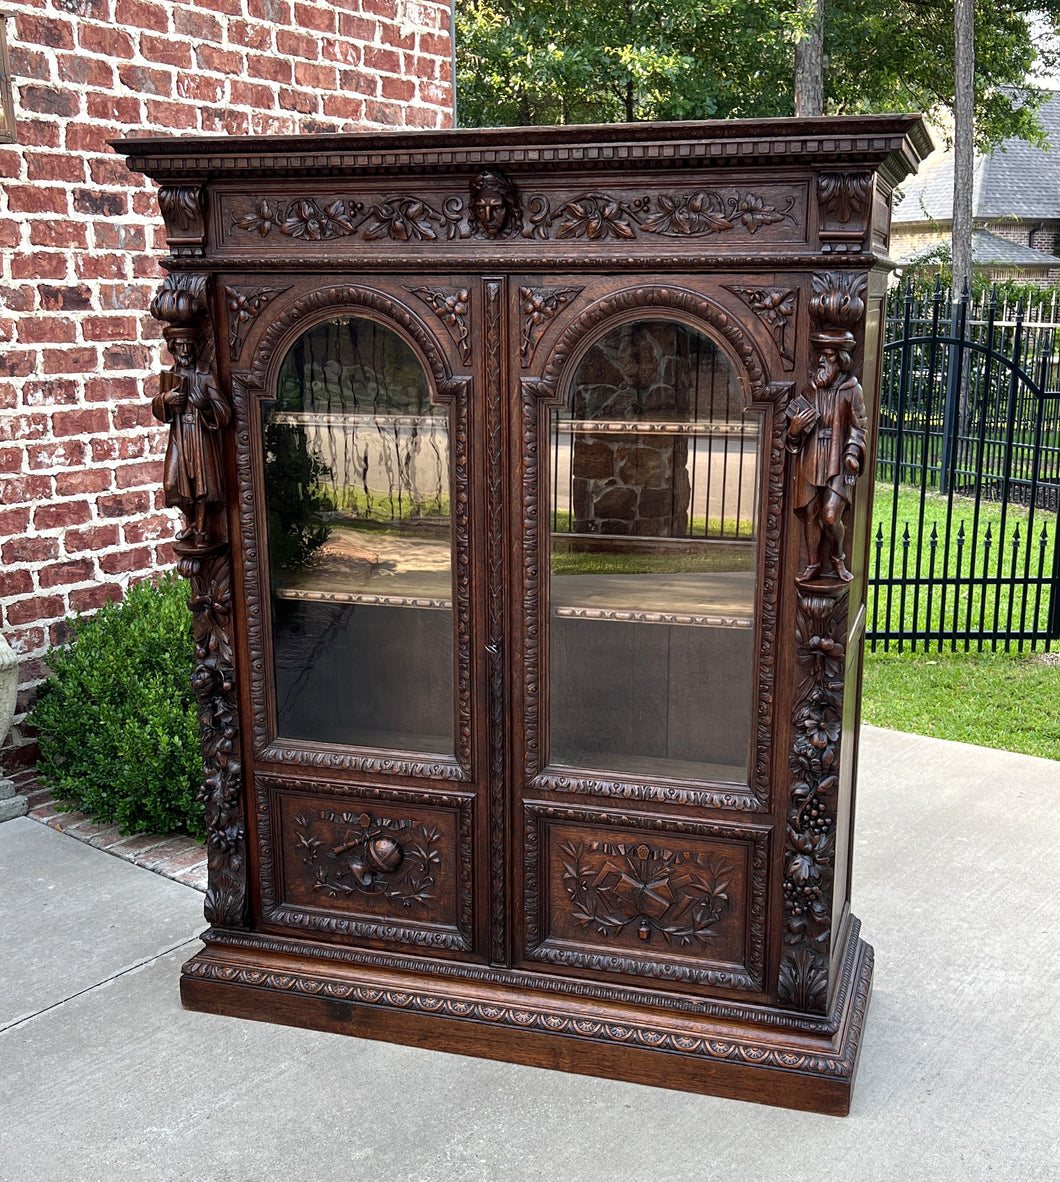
[257,775,473,951]
[523,803,769,991]
[216,183,809,256]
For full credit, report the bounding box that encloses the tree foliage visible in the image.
[456,0,1060,148]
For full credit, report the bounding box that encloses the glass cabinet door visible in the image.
[548,320,760,784]
[262,315,454,755]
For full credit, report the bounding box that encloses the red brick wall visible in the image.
[0,0,454,765]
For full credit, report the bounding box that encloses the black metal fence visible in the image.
[869,283,1060,651]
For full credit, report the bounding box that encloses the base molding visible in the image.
[181,917,873,1115]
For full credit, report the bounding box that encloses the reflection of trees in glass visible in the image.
[275,317,447,529]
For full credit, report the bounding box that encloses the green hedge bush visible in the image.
[31,573,206,840]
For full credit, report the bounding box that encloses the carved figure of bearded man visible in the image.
[786,329,867,582]
[153,327,231,542]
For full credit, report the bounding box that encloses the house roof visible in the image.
[897,228,1060,268]
[893,90,1060,225]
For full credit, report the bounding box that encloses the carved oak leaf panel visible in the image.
[283,198,357,240]
[409,286,471,364]
[643,191,734,235]
[518,286,582,366]
[734,193,791,233]
[560,840,732,947]
[364,197,439,241]
[555,194,648,240]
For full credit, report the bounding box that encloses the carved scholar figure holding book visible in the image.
[149,275,230,544]
[787,273,868,583]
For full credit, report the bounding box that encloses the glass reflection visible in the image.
[549,321,759,784]
[264,316,453,753]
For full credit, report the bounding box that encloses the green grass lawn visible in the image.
[861,645,1060,761]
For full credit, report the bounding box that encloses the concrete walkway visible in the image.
[1,727,1058,1181]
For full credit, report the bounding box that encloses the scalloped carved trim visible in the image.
[531,284,772,403]
[248,284,463,394]
[182,927,872,1080]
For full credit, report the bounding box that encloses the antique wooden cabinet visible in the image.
[118,116,930,1114]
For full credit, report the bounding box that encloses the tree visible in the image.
[794,0,824,117]
[456,0,1060,151]
[952,0,975,295]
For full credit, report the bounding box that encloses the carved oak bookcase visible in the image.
[118,116,930,1114]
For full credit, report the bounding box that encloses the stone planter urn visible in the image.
[0,633,28,822]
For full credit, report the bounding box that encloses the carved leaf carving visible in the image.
[409,286,471,363]
[518,286,582,365]
[296,809,442,908]
[561,840,731,946]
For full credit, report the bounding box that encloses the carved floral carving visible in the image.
[561,840,731,946]
[724,286,797,367]
[523,189,795,240]
[223,284,286,361]
[183,544,246,929]
[409,286,471,363]
[518,286,582,365]
[228,187,797,248]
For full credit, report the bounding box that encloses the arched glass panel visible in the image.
[264,316,453,753]
[549,320,759,784]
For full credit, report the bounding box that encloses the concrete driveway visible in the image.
[1,726,1057,1181]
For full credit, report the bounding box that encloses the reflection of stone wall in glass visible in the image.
[571,323,692,537]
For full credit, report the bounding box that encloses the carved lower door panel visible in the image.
[521,803,770,993]
[118,115,932,1115]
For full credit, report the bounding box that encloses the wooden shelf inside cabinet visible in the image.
[118,113,933,1115]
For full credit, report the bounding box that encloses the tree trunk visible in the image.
[794,0,825,117]
[952,0,975,293]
